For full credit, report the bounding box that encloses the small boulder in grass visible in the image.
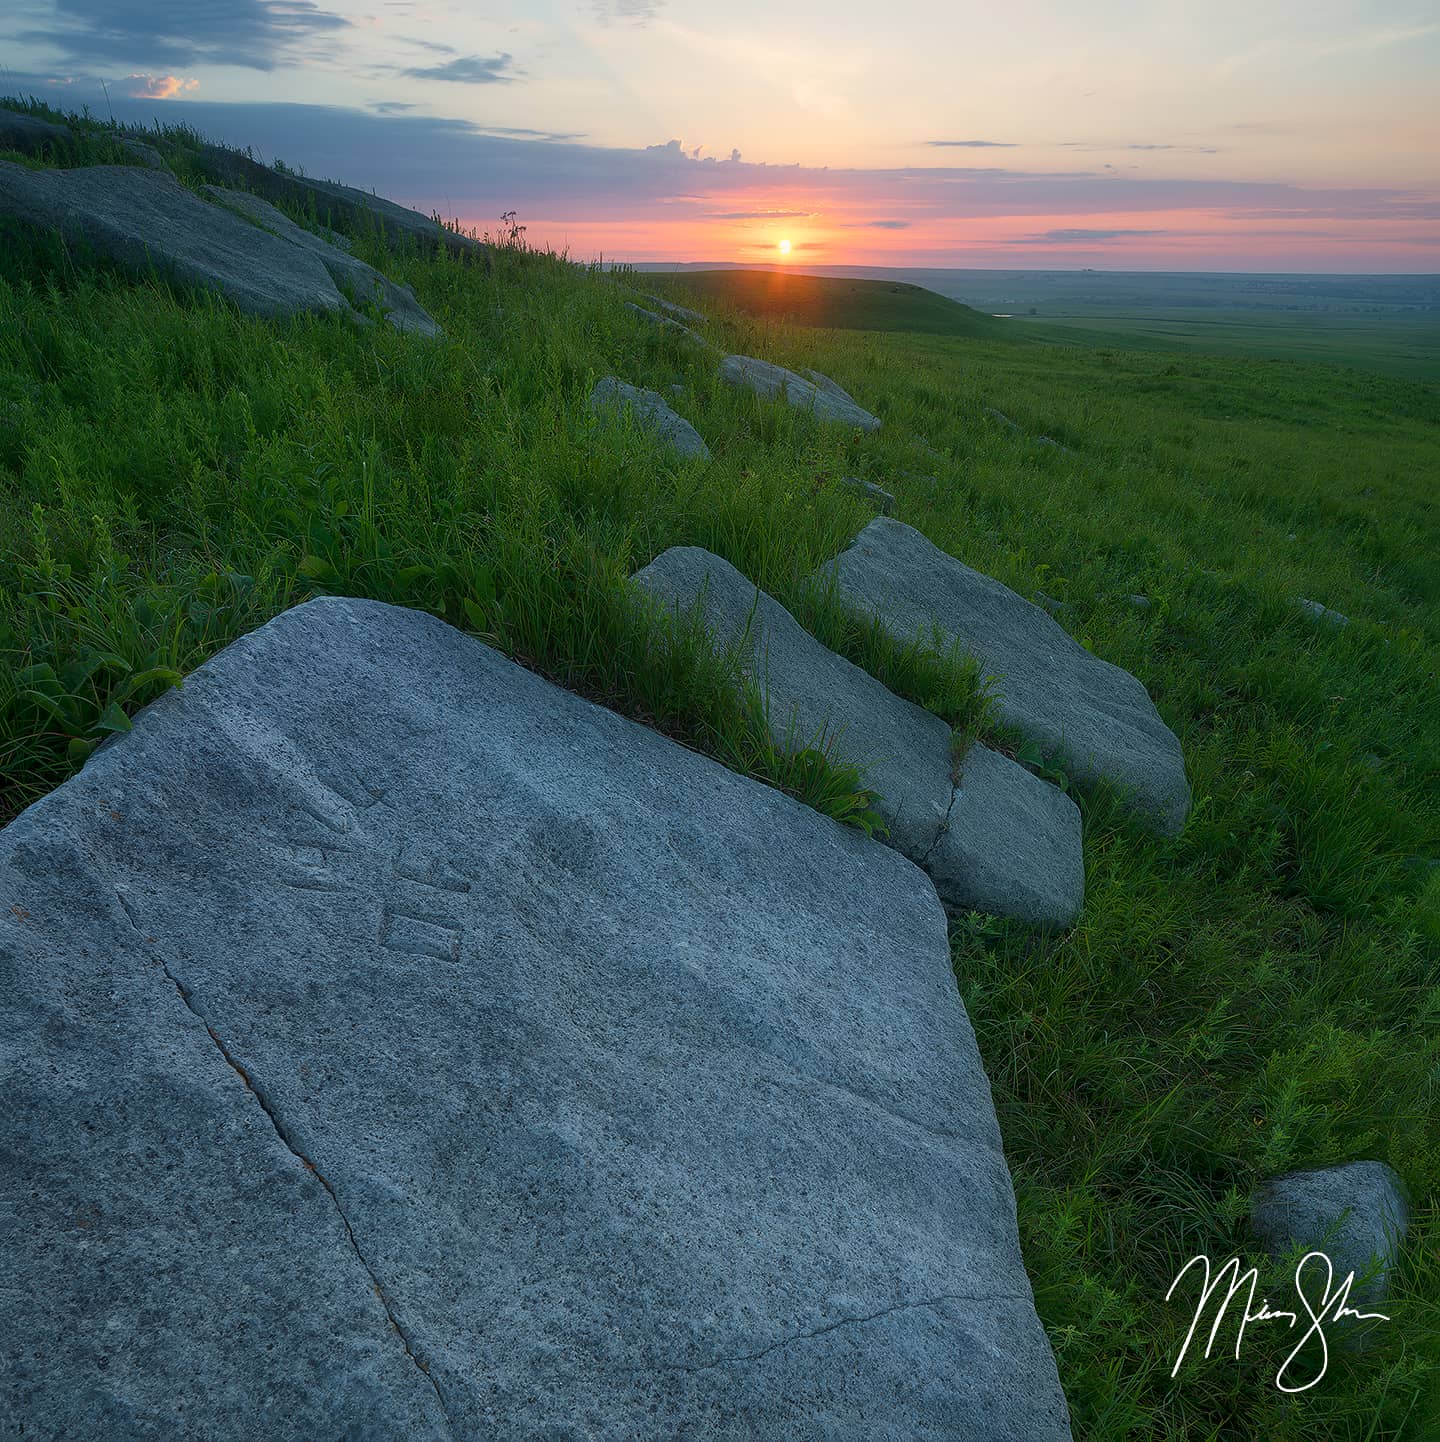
[1251,1161,1409,1334]
[589,377,711,462]
[638,292,705,325]
[720,354,881,432]
[1295,597,1349,627]
[623,301,707,346]
[825,518,1192,837]
[840,476,896,515]
[801,367,858,406]
[118,137,169,171]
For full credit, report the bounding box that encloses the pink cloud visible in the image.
[124,75,200,101]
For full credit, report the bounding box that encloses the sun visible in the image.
[778,238,792,256]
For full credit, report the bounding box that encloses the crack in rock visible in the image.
[644,1292,1035,1374]
[115,890,456,1439]
[918,777,961,868]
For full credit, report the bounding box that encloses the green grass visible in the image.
[2,110,1439,1439]
[1017,309,1440,383]
[645,266,1018,339]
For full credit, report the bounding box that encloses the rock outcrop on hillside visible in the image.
[0,162,350,318]
[202,185,441,336]
[0,161,439,332]
[623,300,708,345]
[0,597,1073,1441]
[0,108,72,155]
[634,547,1084,927]
[827,518,1191,836]
[590,376,712,460]
[721,354,882,431]
[188,142,486,260]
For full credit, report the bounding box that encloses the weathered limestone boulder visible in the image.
[1296,597,1349,627]
[589,376,711,461]
[0,161,354,320]
[0,597,1072,1441]
[826,519,1191,836]
[634,547,1084,927]
[720,354,881,432]
[1252,1162,1409,1309]
[202,186,441,337]
[0,107,71,155]
[639,291,705,325]
[189,143,486,260]
[623,300,707,346]
[841,475,896,515]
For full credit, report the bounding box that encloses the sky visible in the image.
[2,0,1437,271]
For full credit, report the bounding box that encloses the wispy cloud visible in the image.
[477,125,586,143]
[401,53,518,85]
[926,139,1018,148]
[702,208,817,220]
[1060,142,1220,154]
[1019,227,1167,243]
[592,0,666,23]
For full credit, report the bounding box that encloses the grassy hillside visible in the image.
[645,266,1017,339]
[3,108,1439,1439]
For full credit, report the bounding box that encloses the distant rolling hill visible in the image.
[642,268,1020,340]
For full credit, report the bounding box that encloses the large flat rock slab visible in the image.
[720,354,881,432]
[202,185,441,336]
[0,597,1071,1441]
[634,547,1083,927]
[590,376,711,461]
[0,161,353,321]
[828,519,1191,836]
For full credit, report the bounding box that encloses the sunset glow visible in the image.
[1,1,1434,271]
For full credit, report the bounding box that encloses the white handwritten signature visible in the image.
[1166,1251,1391,1392]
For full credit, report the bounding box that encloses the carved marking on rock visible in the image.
[377,902,464,963]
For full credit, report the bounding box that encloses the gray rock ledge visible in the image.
[824,518,1191,836]
[634,547,1083,927]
